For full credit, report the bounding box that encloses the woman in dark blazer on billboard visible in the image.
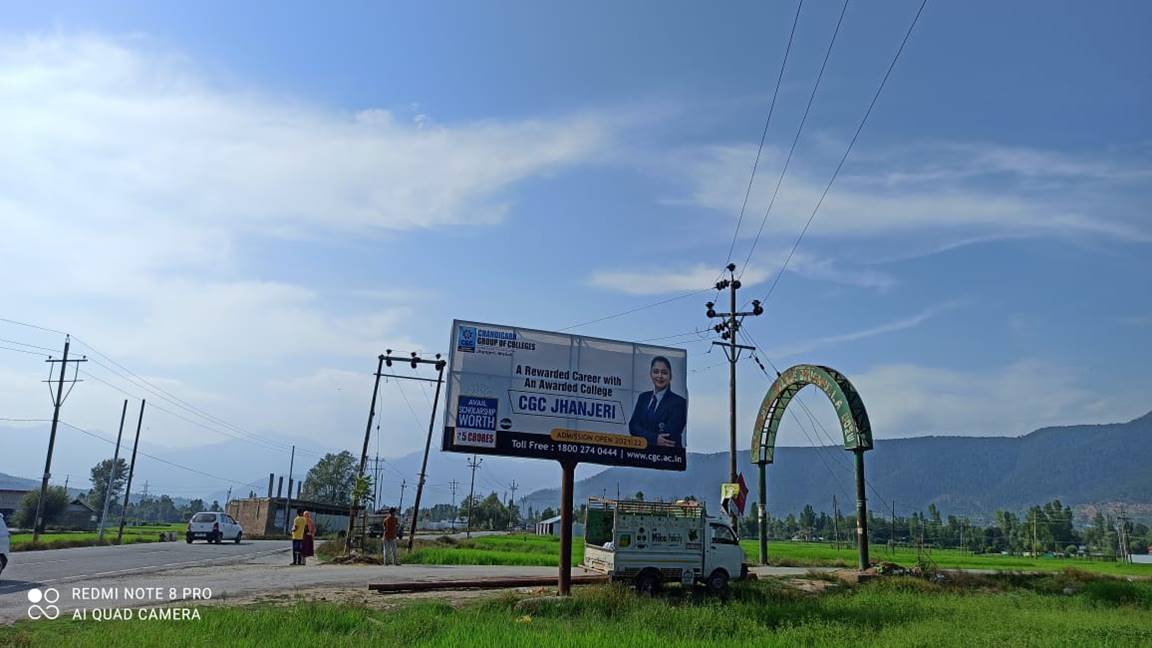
[629,356,687,448]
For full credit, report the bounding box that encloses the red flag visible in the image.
[733,473,749,515]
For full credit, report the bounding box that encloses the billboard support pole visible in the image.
[558,459,576,596]
[408,359,446,552]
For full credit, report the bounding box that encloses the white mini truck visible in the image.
[582,498,747,594]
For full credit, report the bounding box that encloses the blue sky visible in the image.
[0,1,1149,498]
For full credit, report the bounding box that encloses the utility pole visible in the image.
[376,350,449,552]
[141,481,149,499]
[373,452,381,512]
[466,455,482,538]
[509,480,519,530]
[346,354,386,551]
[890,501,896,555]
[98,399,129,541]
[284,445,295,534]
[705,263,763,529]
[63,475,69,491]
[449,479,460,530]
[832,494,840,550]
[1116,508,1132,565]
[225,487,232,509]
[32,334,87,542]
[116,400,146,544]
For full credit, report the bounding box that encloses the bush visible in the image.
[13,486,69,528]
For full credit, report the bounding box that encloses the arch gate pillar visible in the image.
[752,365,874,570]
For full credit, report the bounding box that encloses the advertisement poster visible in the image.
[442,320,688,470]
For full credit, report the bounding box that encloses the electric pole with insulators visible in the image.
[33,335,87,542]
[466,455,482,538]
[705,263,763,529]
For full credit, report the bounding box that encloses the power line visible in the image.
[0,317,67,335]
[0,337,59,353]
[0,345,50,357]
[73,339,309,454]
[725,0,807,264]
[79,369,294,455]
[59,420,252,488]
[740,0,851,278]
[760,0,929,303]
[557,287,714,332]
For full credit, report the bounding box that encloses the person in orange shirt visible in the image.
[290,508,307,566]
[383,508,400,566]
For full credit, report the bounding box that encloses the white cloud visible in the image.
[0,35,611,237]
[586,252,894,296]
[849,360,1146,439]
[680,143,1152,242]
[764,301,959,359]
[0,34,616,366]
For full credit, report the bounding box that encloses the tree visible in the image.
[634,491,644,501]
[87,457,129,515]
[301,451,358,504]
[15,486,69,529]
[799,504,817,540]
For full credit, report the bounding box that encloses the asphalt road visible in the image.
[0,541,823,624]
[0,540,290,597]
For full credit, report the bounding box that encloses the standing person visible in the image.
[290,508,307,566]
[301,510,316,565]
[628,356,687,448]
[383,508,400,566]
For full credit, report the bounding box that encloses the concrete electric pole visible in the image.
[705,263,763,529]
[32,334,87,542]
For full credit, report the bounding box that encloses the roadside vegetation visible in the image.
[754,539,1152,577]
[3,571,1150,647]
[10,523,187,552]
[315,534,583,566]
[314,532,1150,577]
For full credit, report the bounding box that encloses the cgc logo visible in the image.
[457,326,476,353]
[27,587,60,620]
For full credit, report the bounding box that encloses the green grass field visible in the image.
[398,534,1151,577]
[2,573,1150,647]
[404,535,586,566]
[11,524,186,551]
[752,539,1152,577]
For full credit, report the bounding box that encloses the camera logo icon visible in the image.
[27,588,60,620]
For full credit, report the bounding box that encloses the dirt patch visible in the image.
[192,584,555,612]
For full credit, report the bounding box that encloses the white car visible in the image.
[186,512,242,544]
[0,513,10,578]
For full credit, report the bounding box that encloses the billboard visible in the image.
[442,320,688,470]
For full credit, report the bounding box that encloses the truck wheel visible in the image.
[634,570,662,596]
[706,569,729,594]
[186,534,193,544]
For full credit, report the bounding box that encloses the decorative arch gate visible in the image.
[751,364,874,569]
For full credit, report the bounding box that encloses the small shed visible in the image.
[535,515,584,538]
[59,499,98,531]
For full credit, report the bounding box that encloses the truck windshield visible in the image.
[710,524,738,545]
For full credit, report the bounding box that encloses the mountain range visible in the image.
[5,411,1149,524]
[520,411,1152,524]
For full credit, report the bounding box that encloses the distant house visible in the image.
[535,515,584,538]
[0,488,29,520]
[59,498,98,531]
